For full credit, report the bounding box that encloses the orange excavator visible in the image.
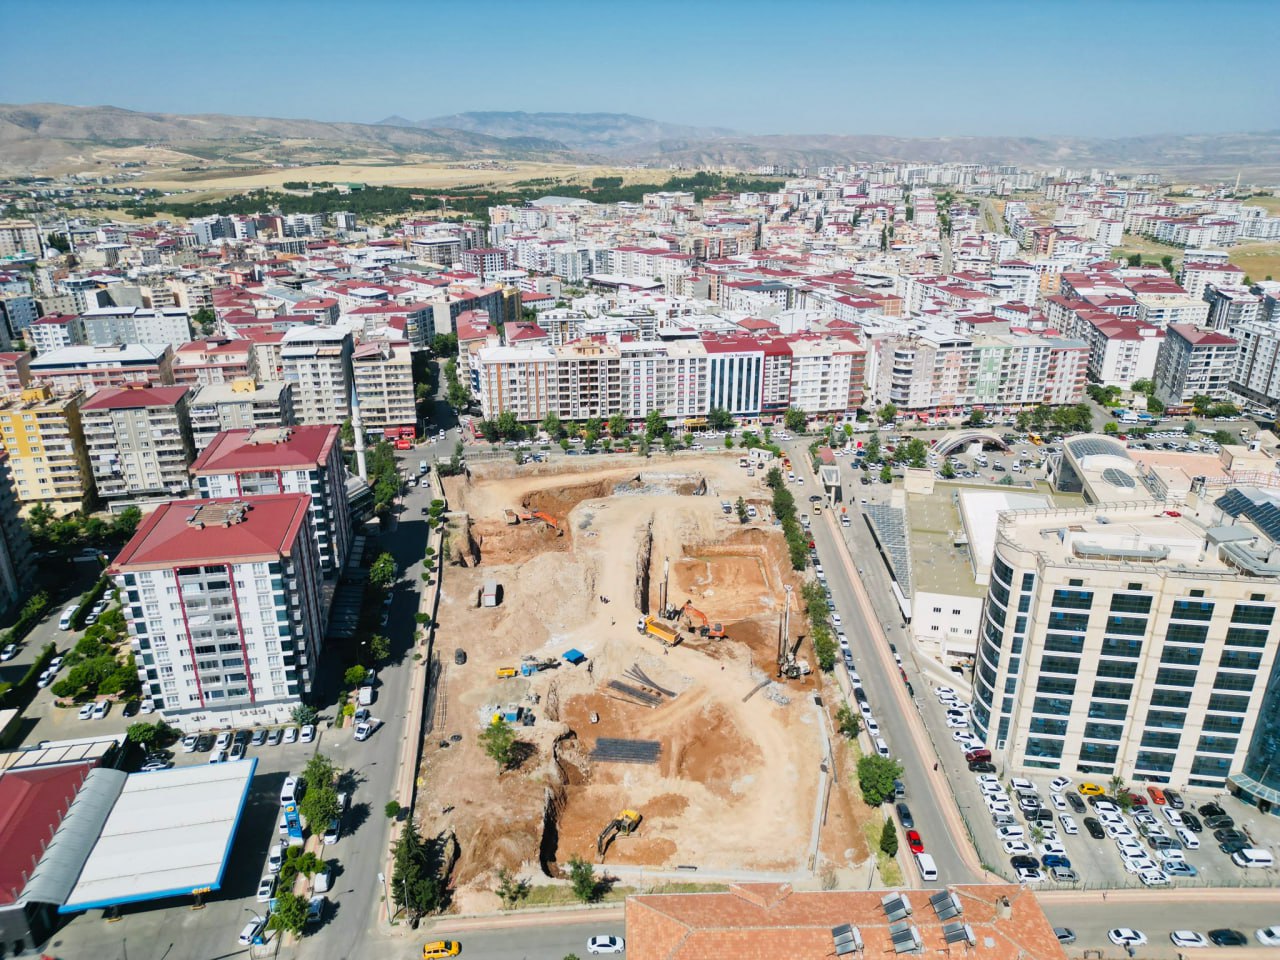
[517,510,559,530]
[682,600,725,639]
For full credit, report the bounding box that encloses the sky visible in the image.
[2,0,1277,138]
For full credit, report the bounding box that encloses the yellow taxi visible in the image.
[423,941,461,959]
[1078,782,1105,796]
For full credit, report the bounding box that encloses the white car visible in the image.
[208,749,226,764]
[1171,931,1210,948]
[1049,776,1071,792]
[865,718,881,737]
[996,825,1025,841]
[77,702,95,720]
[300,724,315,743]
[975,774,1001,789]
[1014,867,1044,884]
[1255,927,1280,947]
[1002,840,1033,855]
[954,732,982,748]
[181,735,198,753]
[1162,807,1184,827]
[1123,856,1160,875]
[1049,793,1067,811]
[946,716,969,728]
[1177,827,1200,849]
[280,776,300,805]
[267,843,283,874]
[1156,847,1186,864]
[214,731,232,751]
[1116,836,1144,854]
[282,727,298,744]
[1038,840,1066,856]
[935,687,957,701]
[1010,778,1037,794]
[1109,929,1148,948]
[831,612,842,627]
[0,643,16,660]
[587,935,626,955]
[91,700,108,719]
[1139,870,1169,887]
[1059,814,1079,835]
[256,875,275,903]
[238,918,266,947]
[354,720,373,741]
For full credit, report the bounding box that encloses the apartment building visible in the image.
[1152,324,1239,406]
[280,325,352,426]
[1060,312,1164,389]
[351,340,416,438]
[1205,284,1262,332]
[188,380,296,452]
[109,495,325,726]
[28,343,174,396]
[80,306,192,348]
[0,220,41,258]
[458,247,510,280]
[172,338,259,387]
[1179,260,1246,300]
[190,426,350,575]
[972,487,1280,790]
[0,353,31,397]
[28,314,84,354]
[80,385,195,501]
[868,328,1088,413]
[0,451,33,614]
[0,386,92,511]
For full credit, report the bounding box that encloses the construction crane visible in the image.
[681,600,725,639]
[597,809,642,861]
[777,584,810,679]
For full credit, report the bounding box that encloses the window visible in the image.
[1151,688,1192,709]
[1213,672,1256,692]
[1100,637,1144,658]
[1202,714,1244,734]
[1105,615,1148,636]
[1041,655,1081,676]
[1141,729,1182,749]
[1190,756,1232,778]
[1091,680,1132,701]
[1088,701,1129,721]
[1144,709,1187,730]
[1207,693,1251,713]
[1219,649,1263,671]
[1135,751,1176,773]
[1052,589,1093,610]
[1030,717,1069,736]
[1225,627,1269,648]
[1172,599,1215,621]
[1231,604,1275,625]
[1155,668,1198,688]
[1034,697,1073,716]
[1098,658,1139,679]
[1084,722,1123,742]
[1164,622,1209,644]
[1026,737,1065,759]
[1044,633,1084,654]
[993,556,1013,587]
[1048,611,1089,632]
[1110,593,1152,614]
[1160,646,1203,666]
[1036,676,1077,696]
[1079,742,1119,765]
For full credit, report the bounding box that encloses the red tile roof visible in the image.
[624,883,1066,960]
[110,494,313,571]
[1168,323,1237,346]
[0,763,96,906]
[81,385,189,410]
[190,425,338,474]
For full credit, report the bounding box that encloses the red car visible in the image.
[907,830,924,854]
[1124,792,1148,807]
[1146,785,1167,805]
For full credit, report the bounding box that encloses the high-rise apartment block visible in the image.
[188,380,296,452]
[190,426,350,575]
[0,386,91,511]
[110,496,325,726]
[79,385,195,501]
[281,326,352,425]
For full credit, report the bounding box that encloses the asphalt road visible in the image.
[416,915,627,960]
[1040,893,1280,954]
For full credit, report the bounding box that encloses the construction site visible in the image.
[418,452,871,909]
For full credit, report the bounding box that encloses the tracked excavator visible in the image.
[681,600,725,639]
[597,809,642,861]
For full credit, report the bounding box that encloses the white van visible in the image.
[874,736,890,758]
[59,604,77,630]
[915,852,938,881]
[1176,826,1199,850]
[1232,848,1274,869]
[358,685,374,706]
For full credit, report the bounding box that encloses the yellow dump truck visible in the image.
[636,615,679,647]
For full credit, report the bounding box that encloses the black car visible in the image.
[233,729,250,747]
[969,760,996,773]
[896,803,914,829]
[1083,817,1105,839]
[194,734,215,752]
[1030,809,1055,825]
[1199,801,1226,818]
[1009,855,1038,870]
[1209,929,1248,947]
[1086,793,1117,807]
[1066,793,1086,813]
[1206,814,1236,831]
[122,700,140,717]
[1181,811,1203,833]
[1214,828,1248,844]
[1164,788,1184,809]
[454,648,467,665]
[1219,838,1251,855]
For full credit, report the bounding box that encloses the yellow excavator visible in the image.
[597,809,642,861]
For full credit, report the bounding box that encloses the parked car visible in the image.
[586,936,625,955]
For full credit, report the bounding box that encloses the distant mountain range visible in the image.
[1,103,1278,178]
[379,111,738,152]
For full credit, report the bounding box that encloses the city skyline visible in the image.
[2,0,1277,139]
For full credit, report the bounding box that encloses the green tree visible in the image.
[542,411,563,438]
[857,754,904,805]
[707,407,734,430]
[724,435,734,449]
[369,552,397,589]
[479,718,517,770]
[431,333,458,357]
[370,634,391,662]
[1184,420,1198,436]
[567,854,597,902]
[864,432,881,462]
[940,460,956,479]
[1161,254,1175,275]
[879,463,893,485]
[1126,252,1143,267]
[644,410,667,439]
[966,409,986,427]
[1131,378,1154,396]
[301,784,340,832]
[344,665,367,687]
[126,721,159,746]
[385,800,402,819]
[879,818,899,857]
[46,232,71,254]
[1103,421,1118,435]
[1191,394,1213,416]
[607,413,627,437]
[268,890,309,936]
[736,496,749,524]
[783,408,807,432]
[877,403,898,424]
[192,306,216,336]
[900,437,928,469]
[835,702,861,739]
[495,867,530,908]
[662,433,676,456]
[303,752,336,793]
[291,703,318,725]
[391,818,444,919]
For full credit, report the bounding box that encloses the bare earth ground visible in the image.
[415,453,868,905]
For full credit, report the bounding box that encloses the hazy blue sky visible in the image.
[3,0,1276,137]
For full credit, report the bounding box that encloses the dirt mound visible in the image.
[472,518,567,564]
[663,701,761,798]
[523,477,617,523]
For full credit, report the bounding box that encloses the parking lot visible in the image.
[923,689,1280,890]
